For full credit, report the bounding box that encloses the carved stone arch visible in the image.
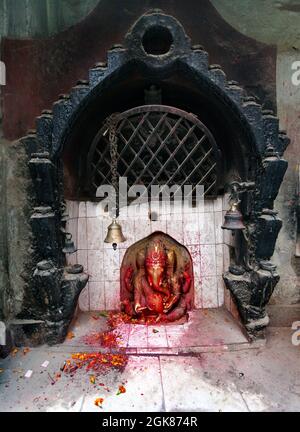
[58,59,260,197]
[20,10,289,343]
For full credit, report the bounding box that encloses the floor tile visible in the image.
[81,356,164,412]
[147,326,168,348]
[127,325,147,348]
[160,356,248,412]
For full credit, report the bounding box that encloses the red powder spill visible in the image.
[101,332,121,348]
[82,333,102,346]
[82,331,122,348]
[107,311,162,328]
[63,352,128,375]
[62,311,166,382]
[107,312,132,329]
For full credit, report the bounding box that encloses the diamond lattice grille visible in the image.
[87,105,220,197]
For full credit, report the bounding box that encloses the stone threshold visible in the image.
[39,339,265,355]
[30,308,266,355]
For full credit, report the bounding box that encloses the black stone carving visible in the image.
[259,146,288,210]
[30,207,61,262]
[223,262,279,334]
[18,10,289,343]
[256,213,282,260]
[28,153,56,205]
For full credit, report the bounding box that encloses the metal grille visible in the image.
[87,105,220,197]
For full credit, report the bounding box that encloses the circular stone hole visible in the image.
[142,25,173,55]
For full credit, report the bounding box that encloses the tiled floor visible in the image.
[0,328,299,412]
[60,308,254,355]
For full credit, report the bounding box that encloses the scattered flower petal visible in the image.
[11,348,18,356]
[66,331,75,340]
[117,385,126,395]
[99,311,108,318]
[63,352,128,375]
[94,397,104,408]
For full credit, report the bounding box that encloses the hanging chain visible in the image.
[104,113,119,216]
[104,113,119,190]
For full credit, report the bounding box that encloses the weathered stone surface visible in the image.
[10,320,46,347]
[28,154,56,205]
[60,271,89,322]
[223,263,280,332]
[263,113,279,153]
[30,208,61,262]
[3,139,33,320]
[256,214,282,260]
[259,149,288,210]
[33,261,63,313]
[0,139,9,322]
[36,113,53,153]
[273,51,300,305]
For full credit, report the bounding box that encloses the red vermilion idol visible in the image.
[120,232,194,323]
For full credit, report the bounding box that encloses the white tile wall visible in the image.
[215,244,224,276]
[214,211,224,244]
[77,217,88,249]
[87,249,103,281]
[105,281,120,310]
[66,197,233,311]
[89,281,105,310]
[183,213,200,245]
[200,244,216,277]
[199,212,215,244]
[202,276,219,308]
[188,244,202,309]
[87,217,103,249]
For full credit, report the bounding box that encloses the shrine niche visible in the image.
[120,232,194,323]
[11,9,289,346]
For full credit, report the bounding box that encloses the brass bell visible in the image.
[222,202,246,230]
[62,232,77,254]
[104,218,126,247]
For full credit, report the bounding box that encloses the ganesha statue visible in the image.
[120,232,194,322]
